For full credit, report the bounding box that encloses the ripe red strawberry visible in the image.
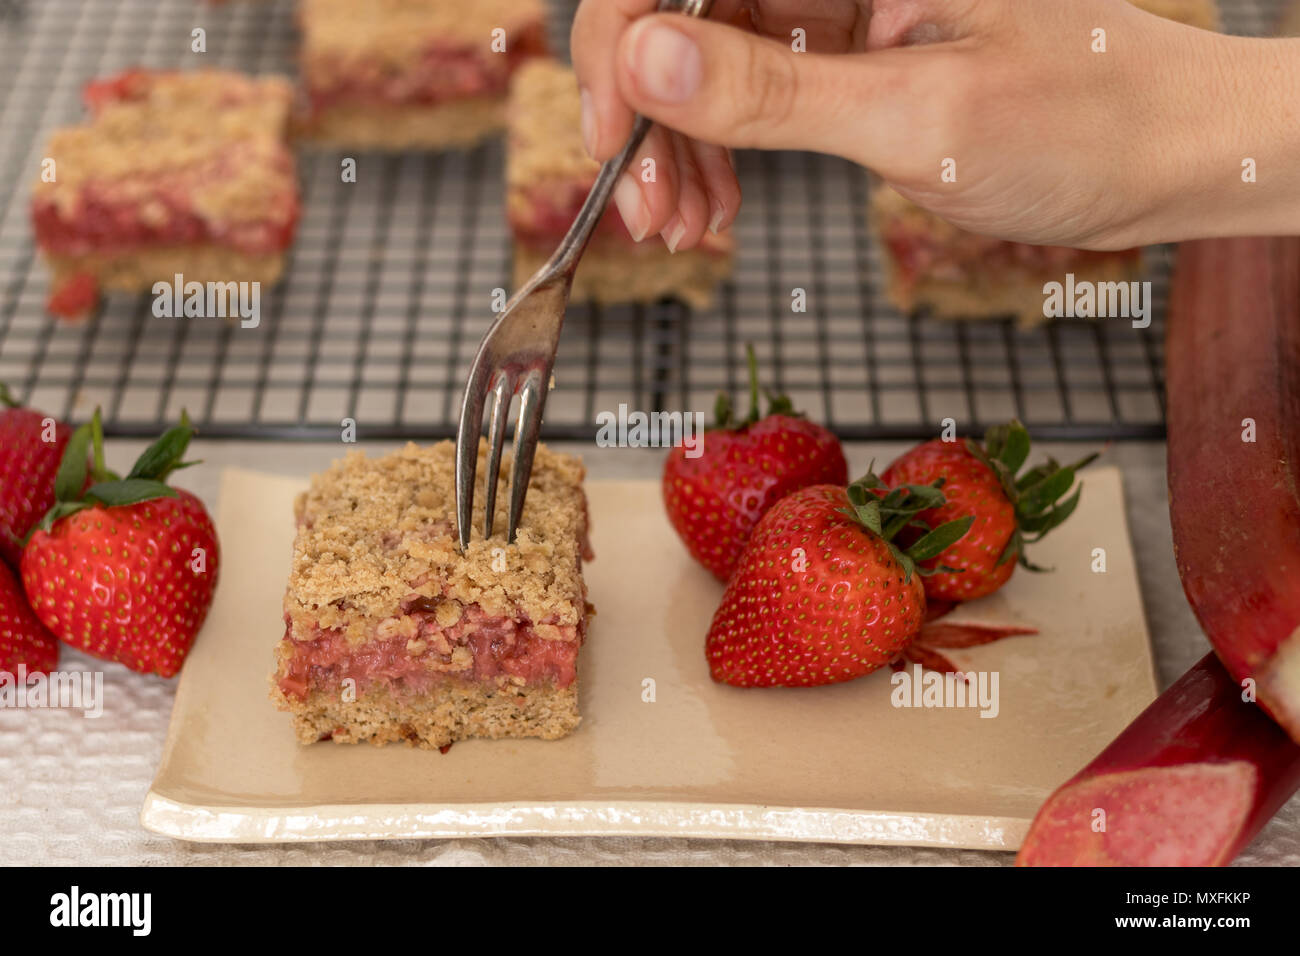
[0,384,75,567]
[881,421,1095,603]
[664,347,848,582]
[0,560,58,677]
[706,477,972,687]
[21,411,219,677]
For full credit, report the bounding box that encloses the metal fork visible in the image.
[455,0,714,551]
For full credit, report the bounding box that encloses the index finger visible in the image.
[571,0,660,161]
[570,0,746,160]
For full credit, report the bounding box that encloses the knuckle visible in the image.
[730,45,799,145]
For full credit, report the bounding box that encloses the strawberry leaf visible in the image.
[1015,461,1056,492]
[1020,486,1083,537]
[127,410,196,481]
[906,516,974,563]
[54,421,92,502]
[889,545,917,584]
[995,530,1023,568]
[1019,466,1077,516]
[1019,553,1053,573]
[839,497,884,536]
[763,387,796,417]
[84,479,178,508]
[996,421,1031,473]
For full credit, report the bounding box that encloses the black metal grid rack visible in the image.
[0,0,1285,441]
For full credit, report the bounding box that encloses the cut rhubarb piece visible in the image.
[1017,653,1300,866]
[30,69,299,321]
[295,0,548,149]
[270,440,592,749]
[506,59,734,308]
[1166,235,1300,742]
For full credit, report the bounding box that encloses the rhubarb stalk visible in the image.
[1165,236,1300,742]
[1017,653,1300,866]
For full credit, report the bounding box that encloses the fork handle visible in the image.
[545,0,714,277]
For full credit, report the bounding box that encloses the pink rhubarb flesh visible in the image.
[1166,236,1300,741]
[1017,653,1300,866]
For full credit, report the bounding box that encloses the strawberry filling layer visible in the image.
[31,158,300,259]
[511,185,732,255]
[510,183,634,247]
[304,28,546,112]
[882,223,1140,291]
[278,602,581,701]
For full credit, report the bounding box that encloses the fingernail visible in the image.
[708,202,725,235]
[661,215,686,253]
[613,174,650,241]
[627,22,702,104]
[579,86,596,158]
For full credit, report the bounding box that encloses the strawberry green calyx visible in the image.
[714,344,798,429]
[838,473,974,583]
[0,383,18,409]
[965,419,1098,571]
[32,409,200,533]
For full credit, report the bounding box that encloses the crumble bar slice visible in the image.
[871,0,1218,325]
[296,0,548,149]
[271,440,592,749]
[507,59,734,308]
[31,69,299,321]
[870,186,1145,327]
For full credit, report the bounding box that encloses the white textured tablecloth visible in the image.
[3,440,1297,866]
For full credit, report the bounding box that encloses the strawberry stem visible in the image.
[714,345,800,428]
[745,344,761,423]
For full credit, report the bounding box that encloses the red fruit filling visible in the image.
[278,602,581,701]
[31,153,300,259]
[303,28,546,113]
[509,182,632,246]
[510,185,734,255]
[46,272,100,321]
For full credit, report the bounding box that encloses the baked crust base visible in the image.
[272,680,581,749]
[295,97,506,150]
[513,239,733,309]
[45,246,287,294]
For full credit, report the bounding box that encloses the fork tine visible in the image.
[482,373,512,541]
[507,369,547,544]
[455,364,491,552]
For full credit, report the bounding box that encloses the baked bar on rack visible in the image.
[870,0,1220,325]
[507,59,734,308]
[270,440,592,749]
[30,69,299,321]
[295,0,548,149]
[871,186,1145,326]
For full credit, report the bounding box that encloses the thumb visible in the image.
[614,13,907,161]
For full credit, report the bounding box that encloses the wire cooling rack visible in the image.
[0,0,1286,441]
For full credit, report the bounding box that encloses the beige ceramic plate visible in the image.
[141,465,1156,847]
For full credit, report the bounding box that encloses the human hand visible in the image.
[572,0,1300,251]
